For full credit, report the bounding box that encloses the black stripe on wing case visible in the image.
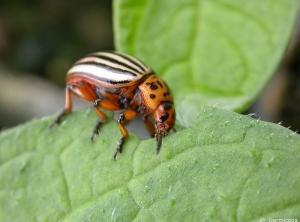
[107,51,149,73]
[75,61,138,77]
[90,54,144,75]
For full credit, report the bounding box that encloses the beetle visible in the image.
[49,51,176,160]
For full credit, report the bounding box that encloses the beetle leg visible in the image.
[114,110,139,160]
[90,120,102,142]
[91,98,122,141]
[91,99,107,141]
[143,116,155,137]
[48,85,73,128]
[94,99,121,111]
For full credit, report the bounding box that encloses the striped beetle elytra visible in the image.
[49,51,176,160]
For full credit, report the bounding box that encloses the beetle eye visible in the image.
[159,113,169,123]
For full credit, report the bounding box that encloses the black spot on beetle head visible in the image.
[154,102,176,135]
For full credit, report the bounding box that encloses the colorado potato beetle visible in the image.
[49,51,176,160]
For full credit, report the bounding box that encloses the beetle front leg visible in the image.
[114,110,139,160]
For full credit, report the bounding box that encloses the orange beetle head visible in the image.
[153,102,176,138]
[152,102,176,154]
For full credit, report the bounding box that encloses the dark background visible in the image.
[0,0,299,134]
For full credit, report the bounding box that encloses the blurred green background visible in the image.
[0,0,300,133]
[0,0,114,128]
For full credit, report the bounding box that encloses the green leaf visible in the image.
[114,0,299,127]
[1,107,300,221]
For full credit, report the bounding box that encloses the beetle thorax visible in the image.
[138,74,173,111]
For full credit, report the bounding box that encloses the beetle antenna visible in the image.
[156,135,163,155]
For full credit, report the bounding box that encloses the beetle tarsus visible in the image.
[90,120,101,142]
[48,110,67,129]
[156,135,163,155]
[113,137,125,160]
